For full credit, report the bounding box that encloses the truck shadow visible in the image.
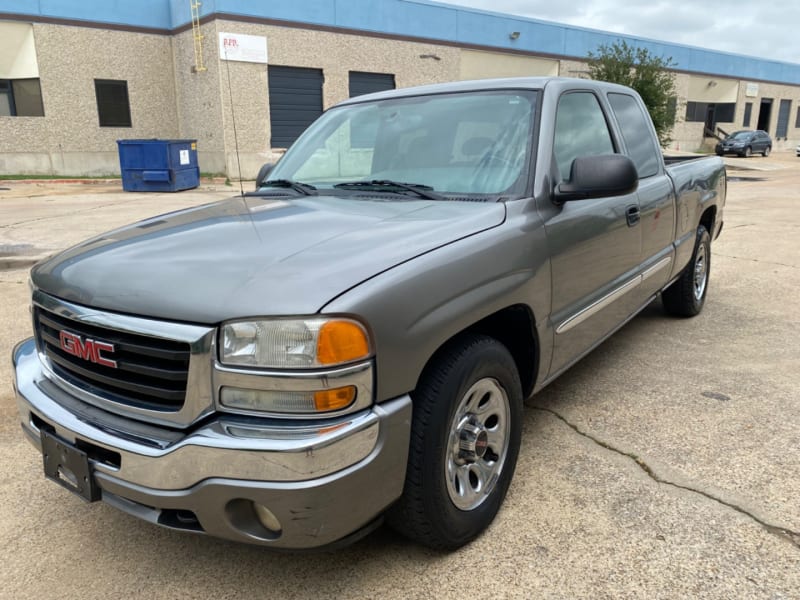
[528,299,671,410]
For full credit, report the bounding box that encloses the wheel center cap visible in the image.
[459,421,489,463]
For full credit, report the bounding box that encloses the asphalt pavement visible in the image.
[0,156,798,599]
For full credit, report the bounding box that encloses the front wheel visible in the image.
[744,146,752,158]
[662,225,711,317]
[387,335,522,550]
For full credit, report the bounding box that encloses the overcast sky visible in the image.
[442,0,800,64]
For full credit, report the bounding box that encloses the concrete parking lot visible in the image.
[1,154,798,599]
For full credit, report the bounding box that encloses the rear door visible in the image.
[541,90,642,375]
[606,92,676,299]
[760,131,772,151]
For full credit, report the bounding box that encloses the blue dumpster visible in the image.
[117,139,200,192]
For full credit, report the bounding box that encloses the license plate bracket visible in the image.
[41,429,100,502]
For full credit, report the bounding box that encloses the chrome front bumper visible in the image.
[13,338,412,548]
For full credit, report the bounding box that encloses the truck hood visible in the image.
[32,195,506,323]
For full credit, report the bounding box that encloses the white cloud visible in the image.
[441,0,800,64]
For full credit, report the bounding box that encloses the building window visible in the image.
[715,103,735,123]
[0,78,44,116]
[268,66,323,147]
[94,79,132,127]
[685,101,705,122]
[685,101,735,128]
[796,106,800,128]
[743,102,753,127]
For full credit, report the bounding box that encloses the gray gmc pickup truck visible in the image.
[12,77,725,550]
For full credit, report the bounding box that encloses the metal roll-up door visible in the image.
[348,71,396,98]
[268,66,324,147]
[776,99,791,138]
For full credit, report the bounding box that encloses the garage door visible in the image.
[348,71,395,98]
[268,66,323,147]
[776,99,791,138]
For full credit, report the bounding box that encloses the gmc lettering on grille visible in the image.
[59,331,118,369]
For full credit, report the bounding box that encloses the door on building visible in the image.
[757,98,773,132]
[704,104,717,135]
[267,66,324,148]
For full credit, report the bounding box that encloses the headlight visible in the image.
[220,317,371,368]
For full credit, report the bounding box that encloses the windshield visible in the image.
[267,90,539,196]
[729,131,753,140]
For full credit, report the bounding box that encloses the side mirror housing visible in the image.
[555,154,639,202]
[254,163,275,190]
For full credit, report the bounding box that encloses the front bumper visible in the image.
[716,145,743,154]
[13,338,412,549]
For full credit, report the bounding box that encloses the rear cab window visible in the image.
[607,93,661,179]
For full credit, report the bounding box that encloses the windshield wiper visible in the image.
[256,179,317,196]
[333,180,445,201]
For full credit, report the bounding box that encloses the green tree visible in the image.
[587,40,677,147]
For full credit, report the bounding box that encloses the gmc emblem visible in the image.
[59,331,118,369]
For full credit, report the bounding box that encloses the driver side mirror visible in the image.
[555,154,638,202]
[254,163,275,190]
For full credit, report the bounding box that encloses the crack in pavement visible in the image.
[713,252,798,270]
[534,407,800,550]
[725,224,755,230]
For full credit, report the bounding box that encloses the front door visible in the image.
[704,104,717,136]
[541,91,643,376]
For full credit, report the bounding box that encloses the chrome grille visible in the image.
[35,307,190,411]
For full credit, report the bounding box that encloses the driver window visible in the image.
[554,92,615,181]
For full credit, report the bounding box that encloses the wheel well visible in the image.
[419,305,539,399]
[699,206,716,236]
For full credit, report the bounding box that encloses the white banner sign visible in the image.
[745,82,759,97]
[218,32,268,64]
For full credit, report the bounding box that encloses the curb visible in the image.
[2,179,121,185]
[1,177,229,186]
[0,256,44,271]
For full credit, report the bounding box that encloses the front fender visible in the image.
[321,204,551,402]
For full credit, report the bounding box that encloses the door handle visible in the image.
[626,205,640,227]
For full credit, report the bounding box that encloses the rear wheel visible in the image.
[662,225,711,317]
[387,335,522,550]
[763,146,771,157]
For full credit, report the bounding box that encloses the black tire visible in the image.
[744,146,752,158]
[662,225,711,317]
[386,334,523,550]
[715,151,724,157]
[762,146,771,157]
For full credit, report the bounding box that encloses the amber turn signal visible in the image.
[316,320,370,365]
[313,386,357,411]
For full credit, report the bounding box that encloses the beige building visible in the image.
[2,1,799,178]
